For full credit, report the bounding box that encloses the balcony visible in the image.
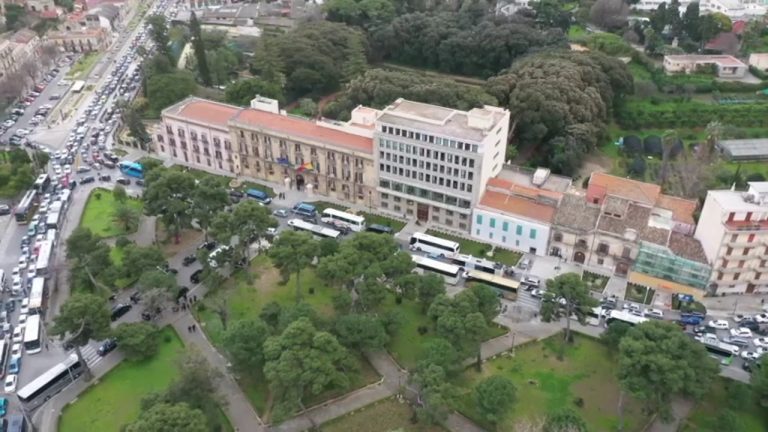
[725,220,768,232]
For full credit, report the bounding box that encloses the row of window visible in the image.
[378,141,477,168]
[378,127,480,153]
[379,152,475,179]
[165,146,232,173]
[475,214,538,239]
[379,180,472,209]
[474,230,525,248]
[379,164,473,193]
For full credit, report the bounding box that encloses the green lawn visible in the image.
[59,327,184,432]
[425,230,521,266]
[582,271,608,293]
[627,61,653,82]
[322,397,445,432]
[79,188,143,237]
[168,165,276,197]
[308,200,349,213]
[455,334,645,431]
[67,52,102,80]
[681,378,768,432]
[358,212,406,232]
[625,283,655,305]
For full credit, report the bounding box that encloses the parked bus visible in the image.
[71,80,85,93]
[465,270,519,297]
[246,188,272,205]
[59,189,71,205]
[118,161,144,179]
[411,254,461,284]
[18,353,84,411]
[586,307,605,326]
[287,218,340,239]
[35,240,53,277]
[46,229,57,245]
[28,277,45,314]
[46,211,61,230]
[33,174,50,193]
[320,208,365,232]
[409,232,460,257]
[451,254,500,274]
[606,309,648,327]
[23,314,42,354]
[14,190,37,223]
[0,337,9,379]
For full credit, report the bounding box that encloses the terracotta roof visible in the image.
[732,20,747,35]
[553,194,599,232]
[656,194,697,225]
[668,232,708,264]
[486,177,563,201]
[589,172,661,206]
[478,190,557,224]
[164,97,240,130]
[232,109,373,154]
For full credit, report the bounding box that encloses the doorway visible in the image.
[416,203,429,221]
[295,174,305,191]
[573,251,585,264]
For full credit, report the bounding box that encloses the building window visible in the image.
[516,225,522,235]
[459,223,466,229]
[433,215,440,222]
[490,218,496,228]
[553,232,563,242]
[502,221,509,232]
[502,236,506,243]
[597,243,609,254]
[734,273,741,281]
[530,229,536,239]
[394,205,401,212]
[476,229,480,236]
[597,258,604,265]
[743,248,750,256]
[476,214,483,225]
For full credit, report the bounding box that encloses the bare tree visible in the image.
[659,130,677,185]
[590,0,629,30]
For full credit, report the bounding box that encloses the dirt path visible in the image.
[577,153,613,184]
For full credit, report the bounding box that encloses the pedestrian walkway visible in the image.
[78,344,105,368]
[604,275,628,299]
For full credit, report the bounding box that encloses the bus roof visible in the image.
[608,309,648,325]
[321,208,365,223]
[16,190,36,209]
[18,353,79,400]
[23,315,40,343]
[466,270,519,290]
[35,241,53,270]
[287,219,340,238]
[119,161,143,169]
[411,232,460,249]
[29,278,44,309]
[411,254,461,275]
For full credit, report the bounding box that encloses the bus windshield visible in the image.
[118,161,144,179]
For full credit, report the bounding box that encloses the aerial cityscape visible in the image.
[1,0,768,430]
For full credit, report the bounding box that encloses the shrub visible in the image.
[417,325,429,335]
[622,135,643,156]
[628,156,646,178]
[668,138,684,159]
[746,173,766,182]
[115,236,131,248]
[643,135,662,156]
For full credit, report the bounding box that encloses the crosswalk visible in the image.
[77,345,103,368]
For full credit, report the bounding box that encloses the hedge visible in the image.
[617,100,768,129]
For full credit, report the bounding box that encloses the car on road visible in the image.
[9,344,21,361]
[11,327,21,344]
[754,313,768,323]
[190,269,204,284]
[182,255,197,266]
[3,375,16,393]
[272,209,288,218]
[116,177,130,185]
[97,338,118,356]
[81,176,96,184]
[530,288,545,299]
[110,303,132,321]
[722,336,751,347]
[643,308,664,319]
[0,205,10,216]
[0,396,7,416]
[99,175,112,182]
[708,320,730,330]
[76,166,91,173]
[754,337,768,348]
[730,327,753,338]
[741,351,761,361]
[17,314,27,328]
[521,276,540,288]
[7,358,20,375]
[198,241,216,251]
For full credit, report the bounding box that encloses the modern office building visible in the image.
[373,98,510,231]
[695,182,768,294]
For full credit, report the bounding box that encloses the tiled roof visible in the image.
[478,190,557,224]
[232,109,373,154]
[589,172,660,206]
[656,194,697,225]
[597,201,651,237]
[486,177,563,201]
[553,194,599,232]
[668,232,709,264]
[164,97,240,130]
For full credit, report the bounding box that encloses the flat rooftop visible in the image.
[717,138,768,160]
[665,54,746,67]
[494,165,572,193]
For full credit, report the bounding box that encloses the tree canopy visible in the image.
[126,402,208,432]
[112,322,161,361]
[222,319,270,373]
[475,375,517,425]
[145,71,197,117]
[224,78,284,106]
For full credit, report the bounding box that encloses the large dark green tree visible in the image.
[143,169,196,243]
[189,12,211,86]
[222,319,270,373]
[112,322,161,361]
[210,199,277,263]
[126,403,208,432]
[147,14,171,60]
[53,293,112,380]
[224,78,284,106]
[474,375,517,426]
[268,230,318,302]
[191,177,229,240]
[540,273,599,343]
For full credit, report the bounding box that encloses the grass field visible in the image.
[79,188,143,237]
[308,200,348,213]
[625,283,655,305]
[456,334,645,431]
[58,327,183,432]
[67,52,102,80]
[425,230,522,266]
[681,378,768,432]
[582,271,608,293]
[358,212,406,232]
[322,397,445,432]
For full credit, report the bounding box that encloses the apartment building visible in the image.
[229,97,377,206]
[695,182,768,294]
[471,167,571,256]
[374,98,510,232]
[156,97,240,176]
[0,30,42,83]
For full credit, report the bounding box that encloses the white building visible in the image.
[471,170,566,256]
[663,55,748,78]
[633,0,766,20]
[749,53,768,71]
[373,99,510,232]
[695,182,768,295]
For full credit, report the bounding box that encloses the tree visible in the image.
[342,35,367,82]
[751,356,768,406]
[65,228,117,293]
[147,14,171,60]
[269,231,319,303]
[544,408,588,432]
[415,273,446,312]
[475,375,517,425]
[52,293,112,380]
[334,314,389,350]
[469,284,501,322]
[122,104,150,147]
[318,237,340,257]
[540,273,598,343]
[4,4,27,30]
[698,14,729,46]
[222,319,270,372]
[126,403,208,432]
[122,245,167,276]
[113,203,140,233]
[143,169,196,243]
[211,200,276,265]
[112,184,128,203]
[112,322,161,361]
[250,37,286,88]
[413,363,457,424]
[189,12,211,86]
[224,78,284,106]
[417,338,462,377]
[533,0,572,32]
[589,0,628,31]
[601,321,632,350]
[145,72,197,117]
[682,2,700,40]
[263,318,357,420]
[619,321,719,420]
[357,274,388,310]
[191,177,229,240]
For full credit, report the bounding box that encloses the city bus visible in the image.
[0,337,9,379]
[33,174,50,193]
[465,270,519,297]
[71,80,85,93]
[320,208,365,232]
[606,309,648,327]
[118,161,144,179]
[246,188,272,205]
[409,232,460,257]
[28,277,45,314]
[35,240,54,277]
[287,218,340,239]
[46,210,61,230]
[14,190,37,223]
[18,353,84,411]
[411,254,461,284]
[451,254,499,274]
[23,314,42,354]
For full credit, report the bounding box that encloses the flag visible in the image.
[297,162,313,172]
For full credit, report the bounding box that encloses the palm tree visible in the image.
[113,204,140,232]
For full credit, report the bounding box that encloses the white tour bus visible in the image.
[409,232,460,257]
[23,314,42,354]
[287,219,341,239]
[18,353,84,411]
[320,208,366,232]
[28,277,45,314]
[35,240,54,277]
[606,309,648,327]
[411,254,462,284]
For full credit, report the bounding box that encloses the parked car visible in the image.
[81,176,96,184]
[190,269,204,284]
[8,358,21,375]
[643,308,664,319]
[182,255,197,266]
[530,288,545,299]
[272,209,288,218]
[3,375,16,393]
[522,276,540,288]
[730,327,753,338]
[110,303,132,321]
[754,337,768,348]
[708,320,730,330]
[99,175,112,182]
[97,338,118,356]
[0,205,10,216]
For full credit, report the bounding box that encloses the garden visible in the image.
[358,211,406,232]
[79,188,143,238]
[425,229,521,266]
[624,283,655,305]
[582,271,609,293]
[58,327,184,432]
[321,397,444,432]
[455,334,646,431]
[67,52,102,80]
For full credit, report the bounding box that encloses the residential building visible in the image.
[374,98,510,232]
[157,97,240,175]
[633,0,766,20]
[749,53,768,70]
[695,182,768,294]
[549,193,601,265]
[471,167,571,256]
[0,30,42,82]
[662,55,748,78]
[633,234,711,290]
[47,27,109,52]
[26,0,55,12]
[230,97,377,206]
